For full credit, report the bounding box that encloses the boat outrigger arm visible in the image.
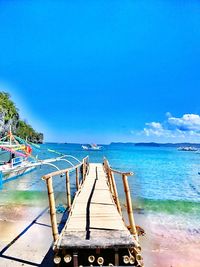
[20,155,80,172]
[38,162,60,171]
[0,128,83,187]
[61,155,81,164]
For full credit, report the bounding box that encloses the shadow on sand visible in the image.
[0,206,69,267]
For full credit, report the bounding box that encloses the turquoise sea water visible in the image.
[1,143,200,218]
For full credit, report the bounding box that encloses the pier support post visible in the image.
[66,171,71,209]
[104,160,114,195]
[0,171,2,190]
[114,249,119,266]
[104,159,122,216]
[76,167,79,190]
[46,177,59,242]
[73,251,78,267]
[110,171,122,216]
[122,174,138,241]
[82,160,85,182]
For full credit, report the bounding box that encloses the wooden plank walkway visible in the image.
[43,157,143,266]
[55,163,136,249]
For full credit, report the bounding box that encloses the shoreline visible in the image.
[1,200,200,266]
[135,212,200,267]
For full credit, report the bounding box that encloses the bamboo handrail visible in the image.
[66,171,71,208]
[82,158,86,181]
[122,174,138,241]
[43,156,88,243]
[110,168,133,176]
[103,157,138,241]
[110,170,122,215]
[82,157,88,182]
[42,156,88,180]
[76,167,79,190]
[103,159,114,194]
[103,159,122,216]
[44,156,139,246]
[45,176,59,242]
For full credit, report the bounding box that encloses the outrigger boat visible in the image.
[0,129,36,182]
[0,128,81,187]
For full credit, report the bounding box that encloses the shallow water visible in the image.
[1,143,200,228]
[1,143,200,267]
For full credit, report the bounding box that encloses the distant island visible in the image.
[0,92,43,143]
[135,142,200,147]
[110,142,200,148]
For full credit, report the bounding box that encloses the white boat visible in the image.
[0,129,81,187]
[81,145,89,150]
[0,135,36,184]
[0,157,35,182]
[0,128,35,183]
[177,146,198,152]
[82,144,102,150]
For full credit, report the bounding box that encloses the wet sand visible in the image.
[136,213,200,267]
[1,203,200,266]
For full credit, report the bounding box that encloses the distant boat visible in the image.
[82,145,89,150]
[82,144,102,150]
[177,146,198,152]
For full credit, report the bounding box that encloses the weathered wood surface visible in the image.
[55,163,137,249]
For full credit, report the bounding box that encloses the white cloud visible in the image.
[166,112,172,118]
[167,114,200,132]
[144,122,165,137]
[146,122,163,130]
[142,113,200,140]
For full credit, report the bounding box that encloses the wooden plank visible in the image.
[55,163,137,249]
[57,230,135,249]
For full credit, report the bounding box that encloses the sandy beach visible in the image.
[136,212,200,267]
[0,189,66,266]
[0,203,54,267]
[1,201,200,267]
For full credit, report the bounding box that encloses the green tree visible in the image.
[0,92,18,122]
[0,91,43,143]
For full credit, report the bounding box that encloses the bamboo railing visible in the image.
[103,158,138,242]
[42,156,89,242]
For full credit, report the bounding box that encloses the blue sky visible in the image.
[0,0,200,143]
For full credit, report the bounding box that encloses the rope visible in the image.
[0,145,27,158]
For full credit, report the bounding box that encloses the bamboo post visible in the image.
[122,174,138,241]
[0,171,2,190]
[66,171,71,208]
[82,159,85,182]
[108,169,115,196]
[46,177,59,242]
[110,170,122,216]
[85,161,88,177]
[83,158,88,181]
[104,159,114,194]
[103,158,122,215]
[76,167,79,190]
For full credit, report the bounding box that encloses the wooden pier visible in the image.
[43,157,144,266]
